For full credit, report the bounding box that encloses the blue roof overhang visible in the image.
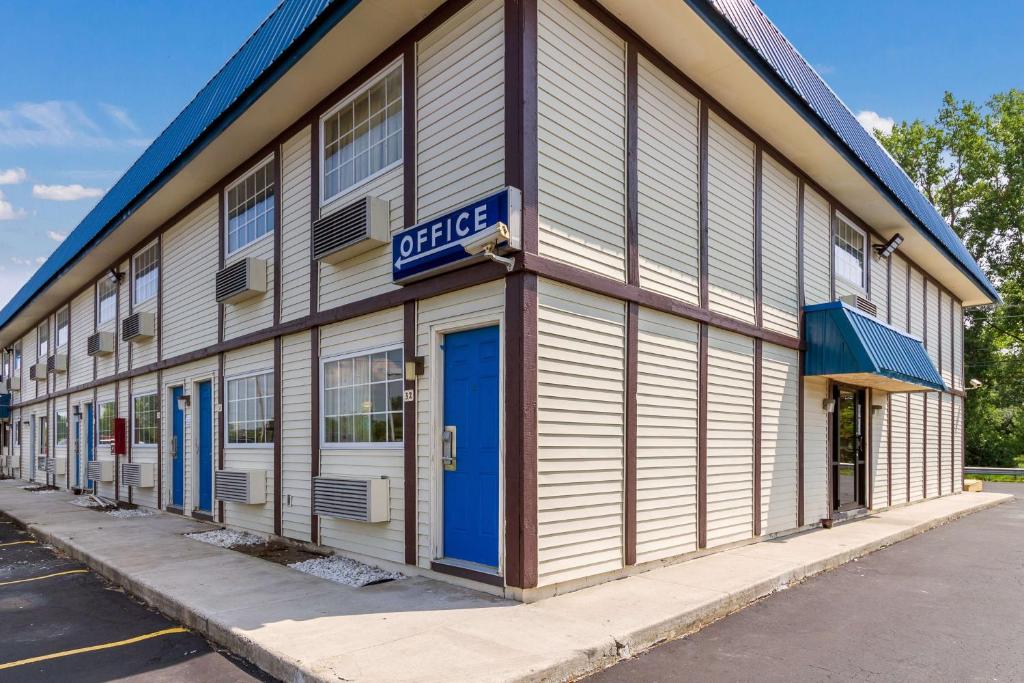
[803,302,945,393]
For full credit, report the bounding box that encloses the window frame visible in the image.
[37,320,49,359]
[132,240,160,305]
[834,214,868,291]
[12,342,21,372]
[318,59,404,208]
[56,410,68,447]
[39,415,48,455]
[223,155,277,257]
[55,306,69,349]
[224,370,275,447]
[97,277,118,325]
[97,400,116,444]
[320,344,405,450]
[132,393,159,446]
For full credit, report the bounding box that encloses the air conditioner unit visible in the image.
[214,469,266,505]
[120,462,155,488]
[45,457,66,475]
[122,312,156,342]
[47,354,67,374]
[839,294,878,318]
[215,257,267,305]
[313,196,390,264]
[29,363,46,382]
[5,376,20,392]
[312,476,389,523]
[87,460,115,482]
[35,455,47,472]
[87,331,115,356]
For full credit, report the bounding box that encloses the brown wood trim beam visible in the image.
[886,392,892,507]
[753,338,762,535]
[403,300,417,565]
[796,179,805,527]
[273,146,283,328]
[754,146,763,328]
[865,387,872,509]
[625,44,639,287]
[310,326,320,545]
[699,102,710,310]
[697,323,708,548]
[273,337,282,537]
[156,369,163,509]
[217,191,225,345]
[625,301,638,563]
[217,352,225,523]
[922,280,928,496]
[505,0,538,255]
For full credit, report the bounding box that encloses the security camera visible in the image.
[463,222,511,255]
[968,378,982,389]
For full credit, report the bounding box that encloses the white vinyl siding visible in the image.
[636,55,700,305]
[941,392,953,496]
[908,392,924,501]
[760,155,800,336]
[889,393,908,503]
[909,268,924,338]
[537,280,624,585]
[926,280,940,368]
[70,289,93,387]
[952,395,963,491]
[162,199,219,357]
[761,343,799,534]
[939,290,952,388]
[416,0,505,221]
[803,377,829,523]
[870,390,889,509]
[706,327,754,547]
[802,188,831,306]
[869,252,889,323]
[537,0,626,281]
[635,308,698,563]
[952,300,963,391]
[224,224,274,341]
[707,113,756,324]
[281,331,312,542]
[926,392,940,498]
[889,255,909,330]
[280,127,312,323]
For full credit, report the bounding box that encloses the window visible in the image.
[226,159,276,255]
[39,416,48,455]
[56,307,69,349]
[322,347,403,446]
[226,372,274,444]
[97,278,117,324]
[133,394,158,445]
[98,401,116,444]
[321,64,402,203]
[133,242,159,304]
[834,217,867,288]
[13,342,21,371]
[37,321,49,359]
[56,410,68,447]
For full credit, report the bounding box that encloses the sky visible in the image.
[1,0,1022,309]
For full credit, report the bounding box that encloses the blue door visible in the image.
[171,387,185,508]
[196,381,213,513]
[85,404,94,489]
[74,417,81,487]
[442,325,500,567]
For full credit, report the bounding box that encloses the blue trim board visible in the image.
[803,302,945,392]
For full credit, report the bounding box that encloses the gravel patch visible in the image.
[107,508,157,519]
[186,528,263,548]
[289,555,404,587]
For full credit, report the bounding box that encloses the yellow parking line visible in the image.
[0,540,34,548]
[0,569,89,587]
[0,627,189,670]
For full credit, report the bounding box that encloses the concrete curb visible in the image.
[4,492,1011,683]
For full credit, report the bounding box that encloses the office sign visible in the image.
[392,187,521,283]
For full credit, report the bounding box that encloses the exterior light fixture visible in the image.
[822,398,836,413]
[871,404,884,415]
[73,407,82,422]
[177,394,191,412]
[873,233,904,259]
[966,378,983,391]
[107,268,124,285]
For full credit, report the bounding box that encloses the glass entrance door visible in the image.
[832,386,867,511]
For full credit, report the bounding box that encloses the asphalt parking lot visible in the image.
[0,512,271,682]
[591,482,1024,682]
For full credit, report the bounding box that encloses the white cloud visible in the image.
[856,110,895,136]
[0,190,25,220]
[0,100,147,148]
[0,167,26,185]
[46,230,67,242]
[32,183,104,201]
[100,103,140,133]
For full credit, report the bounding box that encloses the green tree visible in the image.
[875,90,1024,467]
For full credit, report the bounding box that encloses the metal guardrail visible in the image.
[965,467,1024,476]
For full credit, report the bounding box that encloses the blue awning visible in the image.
[803,302,945,393]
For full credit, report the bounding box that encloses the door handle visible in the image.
[171,436,178,458]
[441,426,456,471]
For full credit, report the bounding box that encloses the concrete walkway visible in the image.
[0,481,1009,683]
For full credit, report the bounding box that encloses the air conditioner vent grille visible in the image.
[88,331,115,356]
[214,469,266,504]
[122,312,155,341]
[87,460,114,482]
[313,196,389,263]
[312,476,389,522]
[215,258,267,304]
[840,294,879,318]
[120,462,155,488]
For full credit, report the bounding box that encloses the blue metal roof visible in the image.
[0,0,363,332]
[803,302,945,392]
[694,0,999,304]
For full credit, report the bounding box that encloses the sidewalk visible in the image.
[0,481,1010,683]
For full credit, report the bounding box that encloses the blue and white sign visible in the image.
[392,187,521,283]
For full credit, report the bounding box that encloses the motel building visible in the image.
[0,0,999,601]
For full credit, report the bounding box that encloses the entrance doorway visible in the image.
[170,386,185,509]
[195,380,213,515]
[832,385,867,511]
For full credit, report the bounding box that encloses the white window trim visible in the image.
[37,320,49,359]
[320,344,404,451]
[131,392,159,447]
[318,58,404,209]
[55,410,68,446]
[55,306,69,350]
[132,239,160,305]
[97,399,117,445]
[97,278,118,326]
[223,154,277,258]
[223,369,275,449]
[834,213,868,291]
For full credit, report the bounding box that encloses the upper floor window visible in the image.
[322,346,403,447]
[12,342,21,371]
[97,277,117,325]
[226,372,274,445]
[133,242,159,304]
[226,158,276,255]
[321,63,402,204]
[37,321,49,359]
[834,216,867,289]
[56,307,69,349]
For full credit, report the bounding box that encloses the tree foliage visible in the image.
[874,90,1024,466]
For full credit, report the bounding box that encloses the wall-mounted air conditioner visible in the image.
[5,376,20,392]
[214,469,266,505]
[47,354,67,374]
[120,462,155,488]
[313,196,390,264]
[87,331,115,356]
[215,257,267,305]
[29,363,46,382]
[45,457,66,475]
[312,476,389,523]
[839,294,878,318]
[87,460,115,482]
[122,312,156,342]
[35,455,47,472]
